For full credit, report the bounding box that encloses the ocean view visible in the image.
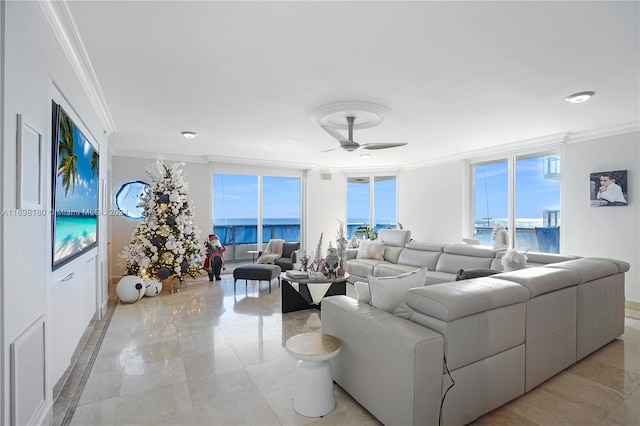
[213,218,397,246]
[213,217,559,253]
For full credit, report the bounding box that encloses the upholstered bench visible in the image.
[233,264,282,293]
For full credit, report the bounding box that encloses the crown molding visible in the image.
[401,132,569,170]
[203,154,318,171]
[566,121,639,143]
[113,150,209,164]
[39,0,117,134]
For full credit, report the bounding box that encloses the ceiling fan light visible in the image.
[181,131,198,138]
[360,153,371,158]
[565,91,595,103]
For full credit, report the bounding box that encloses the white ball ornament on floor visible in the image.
[144,278,163,297]
[116,275,145,303]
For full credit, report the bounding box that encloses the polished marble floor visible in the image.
[53,274,640,425]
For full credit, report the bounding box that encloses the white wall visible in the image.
[305,170,347,258]
[111,156,212,278]
[397,132,639,302]
[2,2,108,424]
[562,131,639,301]
[398,161,466,243]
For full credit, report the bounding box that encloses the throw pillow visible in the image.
[354,281,371,304]
[356,240,386,260]
[455,268,500,281]
[368,268,427,313]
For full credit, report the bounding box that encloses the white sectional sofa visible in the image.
[345,229,580,285]
[322,230,630,425]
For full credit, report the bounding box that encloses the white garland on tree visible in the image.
[120,156,203,282]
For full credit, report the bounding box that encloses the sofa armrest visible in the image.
[321,296,444,426]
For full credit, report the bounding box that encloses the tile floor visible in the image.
[52,274,640,425]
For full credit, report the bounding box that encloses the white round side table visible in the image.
[285,332,342,417]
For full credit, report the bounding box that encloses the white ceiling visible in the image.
[67,0,640,170]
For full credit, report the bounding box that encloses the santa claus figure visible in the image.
[204,233,226,281]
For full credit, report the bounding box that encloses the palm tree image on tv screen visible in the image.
[52,103,99,268]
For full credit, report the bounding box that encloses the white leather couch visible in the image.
[345,229,580,285]
[323,234,630,425]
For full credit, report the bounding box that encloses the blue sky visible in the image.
[474,157,560,221]
[213,175,301,224]
[56,125,99,211]
[347,178,396,223]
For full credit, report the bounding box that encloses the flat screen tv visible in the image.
[51,101,99,269]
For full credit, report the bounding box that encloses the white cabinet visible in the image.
[49,255,97,384]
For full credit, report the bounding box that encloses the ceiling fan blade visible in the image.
[320,125,349,143]
[320,147,338,153]
[360,142,408,150]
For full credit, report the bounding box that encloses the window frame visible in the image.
[212,166,304,256]
[467,148,562,251]
[114,179,150,220]
[345,173,399,237]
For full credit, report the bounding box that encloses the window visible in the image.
[114,180,149,219]
[262,176,301,243]
[347,177,370,237]
[515,155,560,253]
[473,161,508,244]
[213,174,258,262]
[472,153,560,253]
[213,173,301,262]
[347,175,397,237]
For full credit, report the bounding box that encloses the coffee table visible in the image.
[281,272,349,313]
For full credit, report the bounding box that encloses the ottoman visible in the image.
[233,264,282,293]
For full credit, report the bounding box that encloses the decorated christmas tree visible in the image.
[121,157,204,283]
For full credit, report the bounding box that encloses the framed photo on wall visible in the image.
[590,170,628,207]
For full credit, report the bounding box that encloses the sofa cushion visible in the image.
[435,252,494,274]
[377,229,412,247]
[368,268,427,313]
[544,258,619,283]
[373,262,421,278]
[443,244,500,258]
[397,248,442,270]
[281,242,300,259]
[404,277,529,321]
[492,267,581,298]
[404,242,447,252]
[357,240,386,260]
[354,281,371,303]
[383,246,404,264]
[346,258,386,279]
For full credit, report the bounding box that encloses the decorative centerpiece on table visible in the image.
[299,251,310,271]
[335,219,348,276]
[308,232,327,280]
[120,156,204,294]
[324,242,340,278]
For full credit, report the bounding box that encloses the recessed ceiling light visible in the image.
[565,91,595,104]
[181,131,198,138]
[360,153,371,158]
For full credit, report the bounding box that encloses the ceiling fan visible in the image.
[320,116,408,152]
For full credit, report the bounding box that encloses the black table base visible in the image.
[281,278,347,313]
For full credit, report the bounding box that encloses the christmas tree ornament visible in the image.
[116,275,145,303]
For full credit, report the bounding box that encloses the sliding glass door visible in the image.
[213,173,301,262]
